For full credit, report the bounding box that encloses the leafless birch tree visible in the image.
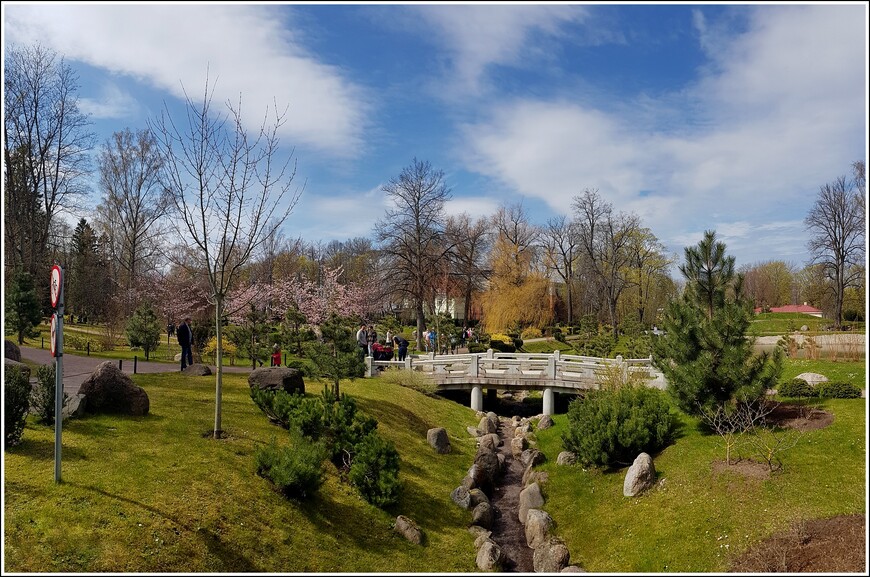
[151,78,302,438]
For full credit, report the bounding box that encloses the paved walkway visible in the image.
[19,346,252,395]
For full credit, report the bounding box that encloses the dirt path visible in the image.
[489,418,534,572]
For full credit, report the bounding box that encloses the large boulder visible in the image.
[183,363,212,376]
[77,361,149,416]
[451,486,472,509]
[468,488,489,508]
[427,427,451,454]
[478,415,498,435]
[471,501,493,529]
[476,540,502,571]
[473,449,501,493]
[533,537,571,573]
[521,448,546,468]
[5,340,21,361]
[5,358,31,380]
[536,414,554,430]
[478,433,500,452]
[557,451,578,466]
[525,508,555,549]
[394,515,424,545]
[61,393,88,420]
[248,367,305,395]
[511,435,528,457]
[518,482,545,525]
[623,452,656,497]
[794,372,828,386]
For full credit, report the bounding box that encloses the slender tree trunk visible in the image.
[416,299,426,351]
[214,297,224,438]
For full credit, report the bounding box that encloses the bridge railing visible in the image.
[365,349,666,389]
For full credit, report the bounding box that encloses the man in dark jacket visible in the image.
[177,317,193,370]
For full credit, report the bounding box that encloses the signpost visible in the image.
[50,265,64,483]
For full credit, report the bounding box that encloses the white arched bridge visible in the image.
[364,349,668,415]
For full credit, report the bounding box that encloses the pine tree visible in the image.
[304,313,364,397]
[4,267,43,344]
[125,304,162,360]
[653,233,782,416]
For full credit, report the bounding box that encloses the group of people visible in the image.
[175,317,474,371]
[356,324,410,362]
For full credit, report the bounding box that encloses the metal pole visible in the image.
[134,356,138,374]
[54,272,64,484]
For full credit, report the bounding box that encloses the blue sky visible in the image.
[3,2,867,271]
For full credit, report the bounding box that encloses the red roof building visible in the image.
[753,303,824,317]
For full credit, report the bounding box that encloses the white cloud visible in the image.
[78,82,139,120]
[458,5,866,265]
[284,185,388,241]
[444,196,501,219]
[4,4,370,158]
[414,4,590,97]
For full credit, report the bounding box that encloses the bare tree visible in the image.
[626,227,673,325]
[805,164,865,329]
[151,78,302,438]
[572,188,641,337]
[375,158,452,350]
[445,213,491,323]
[4,43,94,286]
[541,214,580,324]
[96,128,169,299]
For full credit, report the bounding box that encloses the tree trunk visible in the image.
[416,299,426,351]
[214,297,224,439]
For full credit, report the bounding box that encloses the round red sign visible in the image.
[50,265,63,308]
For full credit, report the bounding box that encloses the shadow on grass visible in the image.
[296,492,400,556]
[64,481,258,572]
[10,436,88,461]
[355,400,434,438]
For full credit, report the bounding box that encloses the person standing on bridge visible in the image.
[177,317,193,371]
[393,335,408,362]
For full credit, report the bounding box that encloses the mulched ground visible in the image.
[764,401,835,431]
[721,402,865,573]
[730,514,866,573]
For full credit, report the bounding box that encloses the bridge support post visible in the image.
[405,356,412,371]
[542,387,554,416]
[471,386,483,412]
[365,356,374,377]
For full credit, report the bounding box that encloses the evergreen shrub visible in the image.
[817,381,861,399]
[561,385,676,468]
[349,431,401,507]
[255,432,327,499]
[4,366,31,448]
[776,378,816,398]
[31,364,66,424]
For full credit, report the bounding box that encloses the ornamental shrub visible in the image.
[521,327,543,340]
[349,431,401,507]
[4,366,31,448]
[31,364,67,424]
[817,381,861,399]
[776,378,817,398]
[467,343,487,354]
[561,385,676,468]
[255,431,327,499]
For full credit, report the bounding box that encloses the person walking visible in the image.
[177,317,193,370]
[271,343,282,367]
[393,335,409,362]
[355,324,368,360]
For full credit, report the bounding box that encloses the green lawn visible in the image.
[778,358,866,386]
[5,353,866,572]
[533,395,866,572]
[748,312,865,336]
[3,372,481,572]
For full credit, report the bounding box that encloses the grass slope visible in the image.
[533,396,866,572]
[3,372,481,573]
